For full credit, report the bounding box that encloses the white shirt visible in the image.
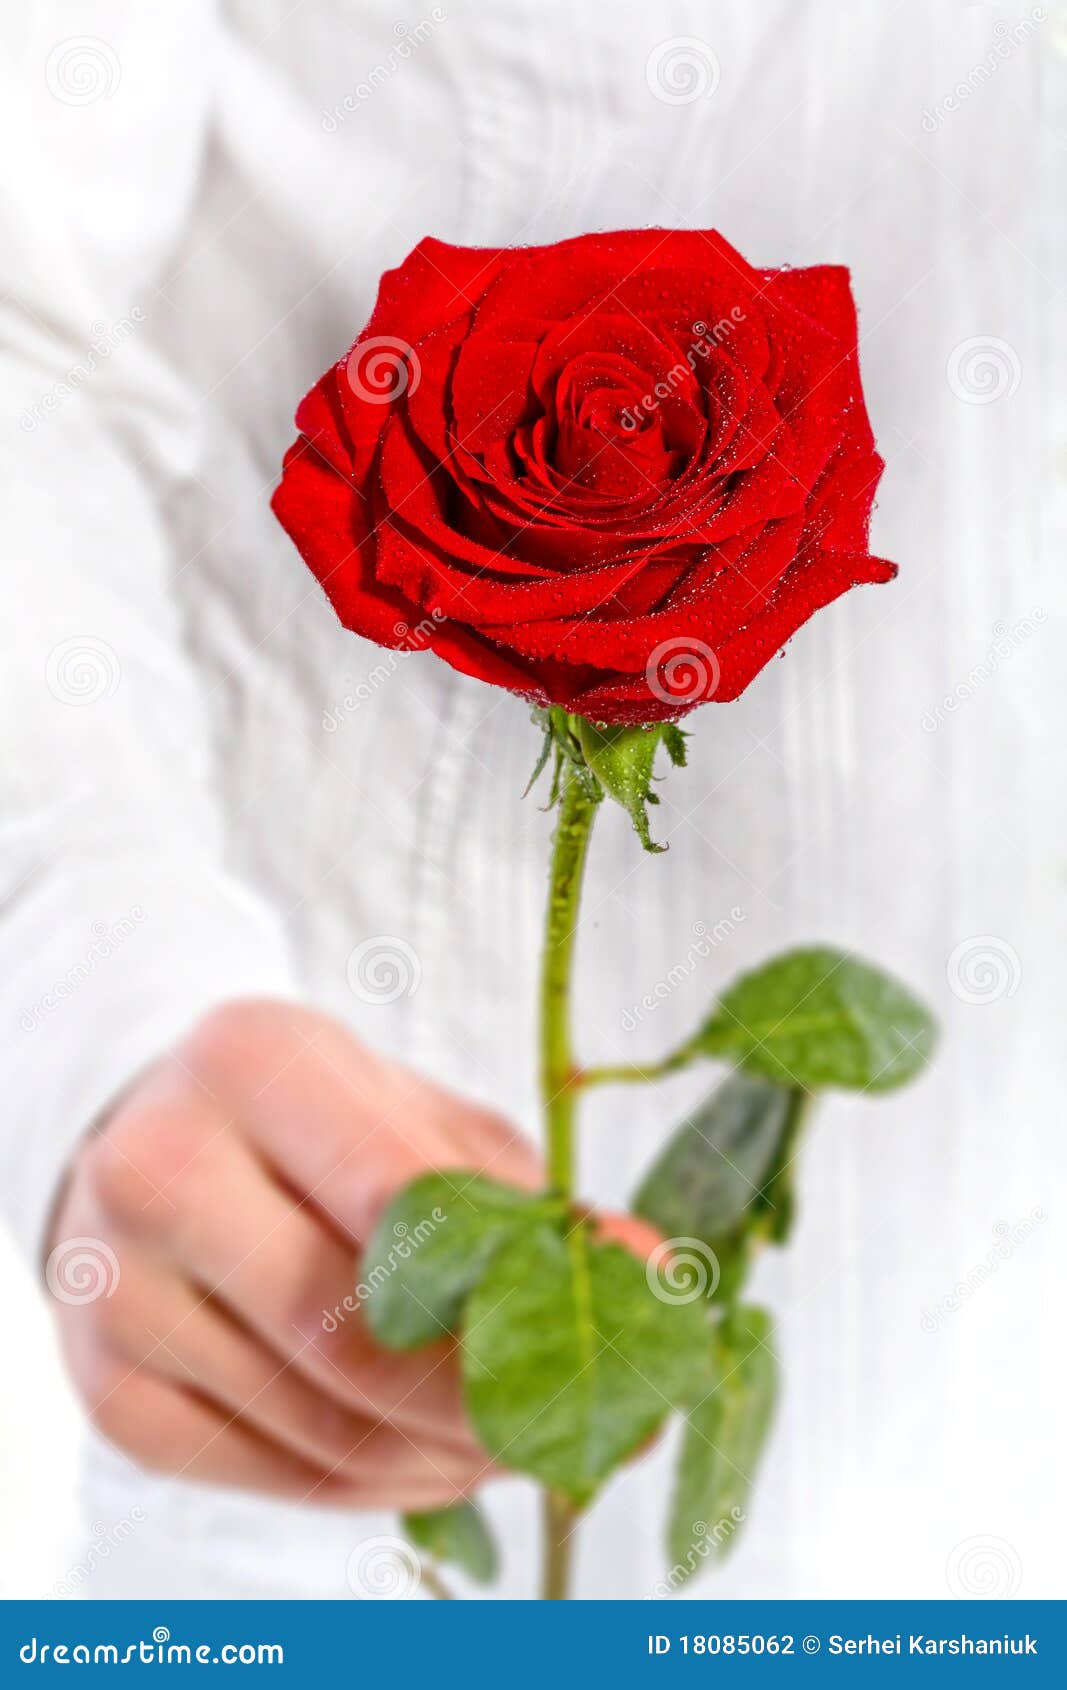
[1,0,1063,1600]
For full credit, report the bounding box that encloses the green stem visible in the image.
[541,1488,579,1601]
[419,1563,456,1601]
[580,1049,696,1088]
[539,763,599,1195]
[538,759,599,1598]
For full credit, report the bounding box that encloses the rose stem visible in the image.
[419,1563,456,1601]
[538,755,600,1600]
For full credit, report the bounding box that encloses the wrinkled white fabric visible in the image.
[0,0,1063,1600]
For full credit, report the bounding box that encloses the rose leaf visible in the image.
[692,946,937,1092]
[403,1500,499,1585]
[362,1172,563,1350]
[463,1222,711,1505]
[666,1306,778,1582]
[633,1070,793,1256]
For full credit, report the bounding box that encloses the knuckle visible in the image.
[85,1104,208,1224]
[181,1000,263,1077]
[84,1275,155,1363]
[80,1129,157,1220]
[181,998,326,1086]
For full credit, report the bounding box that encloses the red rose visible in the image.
[273,229,894,725]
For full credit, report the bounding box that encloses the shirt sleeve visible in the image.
[0,2,299,1263]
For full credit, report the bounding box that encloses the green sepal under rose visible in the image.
[525,708,601,808]
[527,707,687,852]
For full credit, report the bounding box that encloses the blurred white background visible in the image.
[0,1244,83,1598]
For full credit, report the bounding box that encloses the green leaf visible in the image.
[748,1090,812,1246]
[463,1223,711,1505]
[633,1071,793,1250]
[693,946,937,1092]
[403,1501,498,1585]
[665,1306,778,1584]
[361,1172,562,1350]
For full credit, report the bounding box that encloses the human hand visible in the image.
[46,999,547,1512]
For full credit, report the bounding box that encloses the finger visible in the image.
[179,1005,540,1241]
[90,1368,487,1511]
[107,1109,482,1455]
[426,1082,543,1191]
[99,1252,388,1476]
[180,1007,464,1239]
